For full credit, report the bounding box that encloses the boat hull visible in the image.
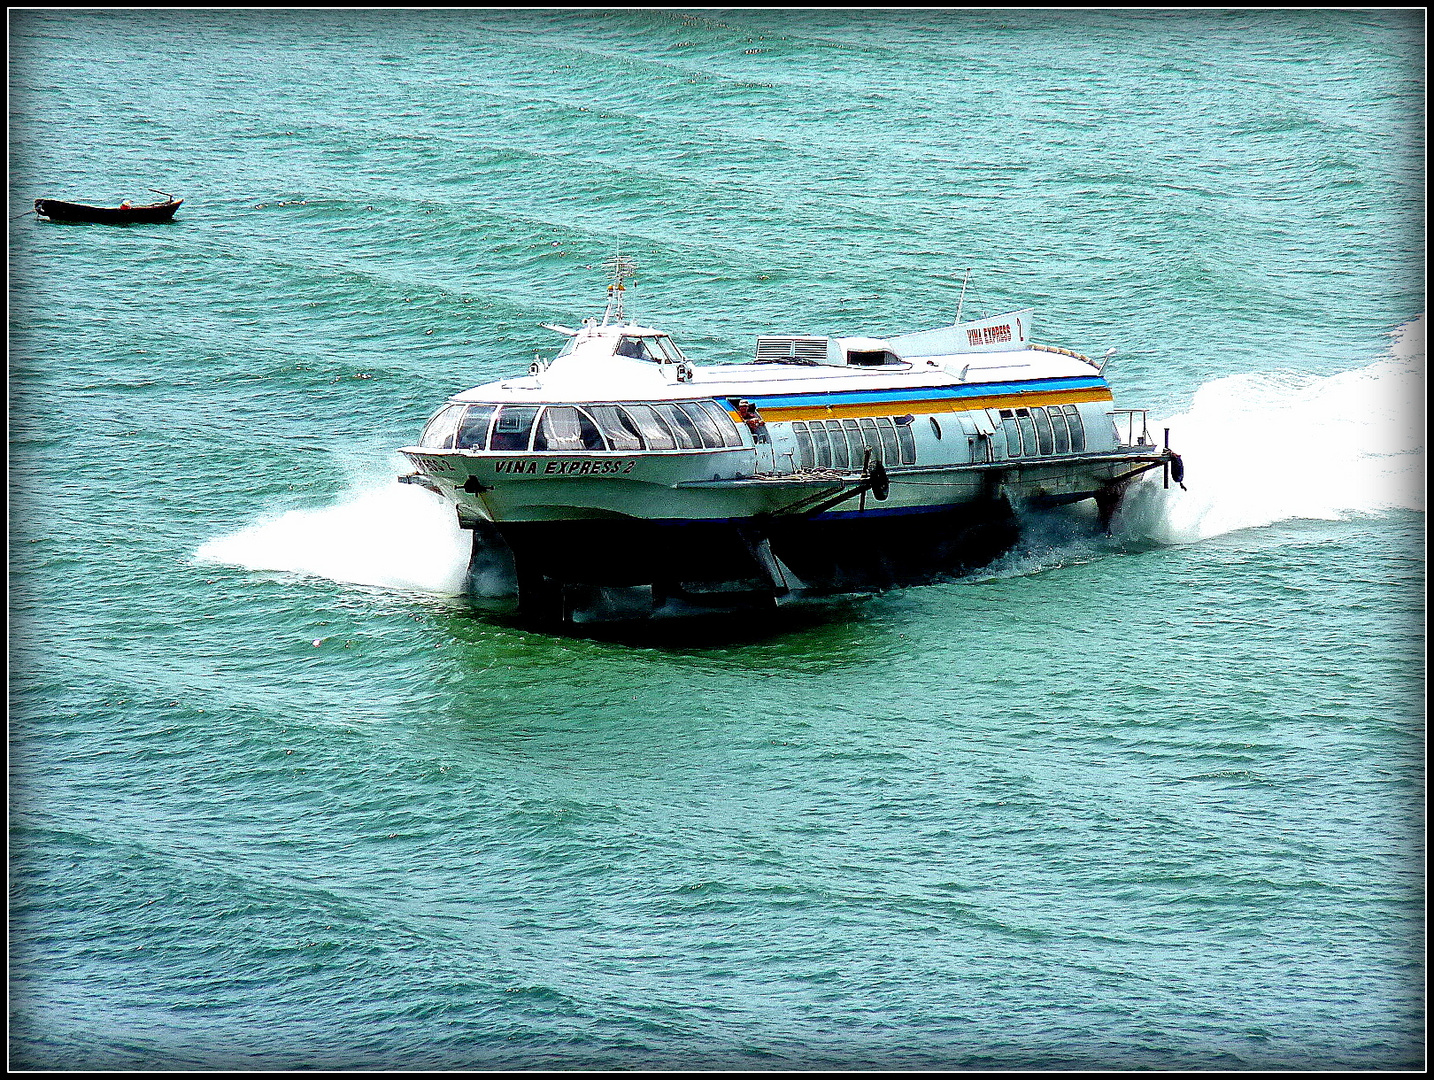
[400,447,1163,528]
[33,198,182,224]
[407,443,1169,626]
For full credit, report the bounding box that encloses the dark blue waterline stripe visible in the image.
[625,503,1001,526]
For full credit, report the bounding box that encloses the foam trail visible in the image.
[195,474,471,594]
[1116,316,1425,545]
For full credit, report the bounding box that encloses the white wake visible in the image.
[1115,316,1424,544]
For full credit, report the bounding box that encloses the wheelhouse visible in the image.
[553,328,689,364]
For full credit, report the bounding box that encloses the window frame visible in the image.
[1031,407,1055,456]
[893,415,917,465]
[454,404,498,450]
[825,420,850,471]
[533,405,606,452]
[1050,407,1070,454]
[792,421,815,469]
[489,404,542,452]
[419,404,465,449]
[1063,404,1086,452]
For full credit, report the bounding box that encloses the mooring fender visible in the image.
[868,459,890,501]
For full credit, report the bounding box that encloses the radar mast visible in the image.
[601,251,638,326]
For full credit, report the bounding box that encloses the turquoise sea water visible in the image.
[8,8,1424,1071]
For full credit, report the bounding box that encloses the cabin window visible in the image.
[1032,407,1055,456]
[677,401,726,449]
[792,422,815,469]
[1015,409,1038,459]
[419,404,465,449]
[622,404,678,450]
[490,405,540,451]
[1063,405,1086,451]
[998,410,1021,457]
[857,418,882,464]
[587,405,644,451]
[534,406,605,451]
[455,404,498,449]
[929,416,942,440]
[874,418,900,465]
[651,336,685,362]
[809,420,832,468]
[846,349,897,366]
[1050,407,1071,453]
[655,403,703,449]
[615,336,653,361]
[894,415,917,464]
[841,419,866,468]
[824,420,849,471]
[696,400,746,447]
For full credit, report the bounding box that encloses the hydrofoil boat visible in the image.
[399,258,1182,625]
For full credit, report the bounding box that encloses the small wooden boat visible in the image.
[33,194,182,224]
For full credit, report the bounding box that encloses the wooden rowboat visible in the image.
[33,195,182,224]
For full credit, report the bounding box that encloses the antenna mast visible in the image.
[955,267,972,325]
[601,250,638,325]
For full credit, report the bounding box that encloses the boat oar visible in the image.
[12,209,36,220]
[149,189,174,200]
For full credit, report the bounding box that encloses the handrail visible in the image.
[1029,342,1099,368]
[1109,408,1153,447]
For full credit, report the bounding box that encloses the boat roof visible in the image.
[449,317,1104,405]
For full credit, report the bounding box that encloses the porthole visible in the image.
[929,416,942,439]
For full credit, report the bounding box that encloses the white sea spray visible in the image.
[194,462,471,594]
[1116,316,1425,544]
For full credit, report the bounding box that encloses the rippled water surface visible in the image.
[9,9,1424,1071]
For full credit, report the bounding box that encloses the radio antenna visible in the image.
[955,267,972,325]
[601,246,638,326]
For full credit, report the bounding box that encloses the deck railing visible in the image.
[1110,408,1153,447]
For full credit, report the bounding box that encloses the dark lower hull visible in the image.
[465,497,1049,628]
[34,198,182,224]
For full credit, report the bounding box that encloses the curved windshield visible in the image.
[613,335,687,363]
[419,404,464,448]
[651,336,685,362]
[421,400,743,452]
